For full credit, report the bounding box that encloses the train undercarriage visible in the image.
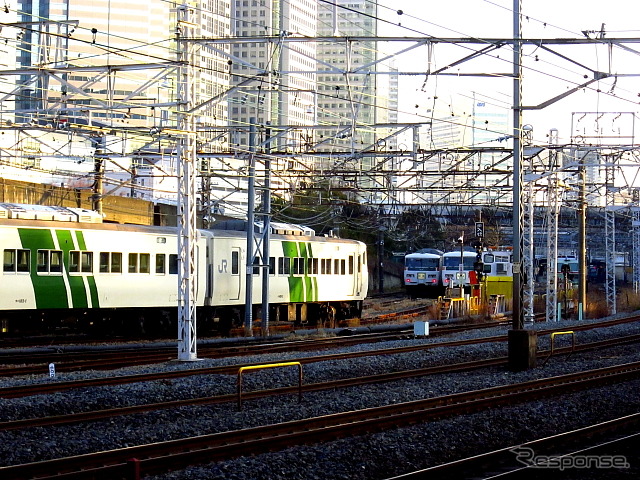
[0,300,364,338]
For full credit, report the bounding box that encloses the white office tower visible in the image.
[228,0,318,205]
[229,0,317,151]
[9,0,237,207]
[315,0,397,199]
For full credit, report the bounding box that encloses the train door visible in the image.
[229,247,241,300]
[349,254,359,296]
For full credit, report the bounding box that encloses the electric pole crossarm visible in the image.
[522,73,609,110]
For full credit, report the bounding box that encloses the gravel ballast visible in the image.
[1,316,639,479]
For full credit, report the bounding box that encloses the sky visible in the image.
[376,0,640,146]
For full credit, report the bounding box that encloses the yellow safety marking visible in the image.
[238,361,301,373]
[237,362,303,410]
[543,330,576,366]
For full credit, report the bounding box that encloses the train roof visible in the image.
[0,211,363,245]
[0,203,103,223]
[405,250,442,258]
[443,249,478,256]
[212,219,316,236]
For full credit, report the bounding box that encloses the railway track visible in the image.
[387,413,640,479]
[2,312,638,377]
[1,312,639,395]
[0,319,507,376]
[0,333,511,397]
[2,360,639,479]
[2,334,639,430]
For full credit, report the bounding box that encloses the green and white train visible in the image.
[0,203,368,336]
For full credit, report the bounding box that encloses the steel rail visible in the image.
[386,413,640,479]
[2,361,639,479]
[2,334,640,431]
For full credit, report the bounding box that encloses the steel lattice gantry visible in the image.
[604,154,618,316]
[545,132,560,322]
[176,4,199,361]
[633,205,640,293]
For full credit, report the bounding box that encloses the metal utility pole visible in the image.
[261,125,272,336]
[522,125,534,324]
[508,0,537,371]
[546,130,560,322]
[578,155,587,320]
[633,202,640,294]
[92,136,104,215]
[176,4,198,361]
[604,155,617,315]
[245,120,257,337]
[378,227,385,293]
[511,0,524,332]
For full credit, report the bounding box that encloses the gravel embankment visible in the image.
[1,316,639,479]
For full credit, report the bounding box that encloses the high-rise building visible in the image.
[228,0,318,205]
[316,0,398,203]
[229,0,317,152]
[14,0,231,131]
[8,0,236,210]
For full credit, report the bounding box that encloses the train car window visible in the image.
[111,253,122,273]
[52,251,64,273]
[99,252,110,273]
[128,253,138,273]
[69,251,79,272]
[156,254,166,274]
[37,250,50,273]
[36,250,62,274]
[358,255,361,273]
[326,259,332,274]
[278,257,291,275]
[252,257,260,275]
[139,253,150,274]
[80,252,92,273]
[334,258,339,274]
[231,251,239,275]
[16,249,30,272]
[169,254,178,274]
[348,256,354,275]
[308,258,318,275]
[3,249,16,272]
[269,256,275,275]
[292,257,304,275]
[341,259,346,275]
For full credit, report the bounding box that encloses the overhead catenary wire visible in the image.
[2,0,640,214]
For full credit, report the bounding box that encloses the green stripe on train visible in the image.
[55,229,88,308]
[18,228,100,309]
[282,241,317,303]
[73,230,100,308]
[18,228,69,309]
[283,241,302,302]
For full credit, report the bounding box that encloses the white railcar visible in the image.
[441,250,478,288]
[403,249,443,297]
[0,204,368,335]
